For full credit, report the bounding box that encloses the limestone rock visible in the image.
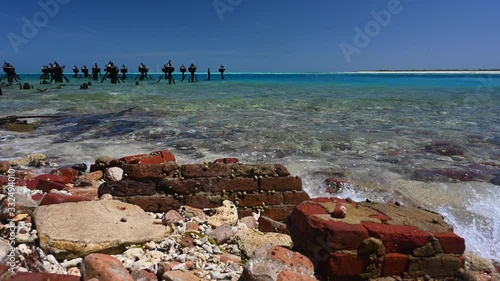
[105,167,124,182]
[10,153,47,166]
[236,229,292,258]
[34,200,166,259]
[207,200,238,228]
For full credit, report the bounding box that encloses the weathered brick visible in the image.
[288,202,328,231]
[49,168,79,183]
[262,205,296,221]
[64,187,99,201]
[208,177,259,193]
[322,252,369,279]
[129,155,165,165]
[186,192,223,209]
[260,177,302,191]
[149,149,176,162]
[308,216,370,251]
[181,163,231,178]
[123,162,178,181]
[383,253,409,277]
[258,215,289,234]
[214,158,239,164]
[98,179,157,197]
[231,164,284,177]
[120,153,148,164]
[27,174,69,189]
[431,231,466,254]
[126,195,182,213]
[36,178,67,192]
[237,193,283,207]
[159,178,210,194]
[408,254,463,278]
[283,191,310,205]
[40,193,92,206]
[363,223,433,254]
[237,208,254,219]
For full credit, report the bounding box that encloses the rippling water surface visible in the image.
[1,72,499,260]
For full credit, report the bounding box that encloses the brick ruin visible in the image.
[288,197,466,280]
[94,150,310,222]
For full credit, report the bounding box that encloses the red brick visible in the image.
[208,177,258,192]
[308,216,370,251]
[36,178,67,192]
[150,149,176,162]
[32,193,44,201]
[40,193,92,205]
[181,163,232,178]
[159,178,210,194]
[383,253,409,277]
[431,231,465,254]
[37,174,69,184]
[288,202,328,230]
[130,155,165,165]
[260,177,302,191]
[0,176,24,187]
[363,223,433,254]
[49,168,79,183]
[64,187,99,201]
[262,205,296,221]
[277,270,317,281]
[323,252,369,278]
[186,193,222,209]
[214,158,239,164]
[120,153,148,164]
[98,179,157,197]
[123,163,178,181]
[127,195,182,213]
[267,246,314,274]
[283,191,310,205]
[237,193,283,207]
[237,209,254,219]
[131,269,158,281]
[258,215,289,234]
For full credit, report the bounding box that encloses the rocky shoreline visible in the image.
[1,151,499,280]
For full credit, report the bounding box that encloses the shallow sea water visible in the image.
[1,72,499,260]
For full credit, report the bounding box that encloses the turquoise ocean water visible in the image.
[1,72,499,260]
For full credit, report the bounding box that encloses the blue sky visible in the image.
[1,0,500,72]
